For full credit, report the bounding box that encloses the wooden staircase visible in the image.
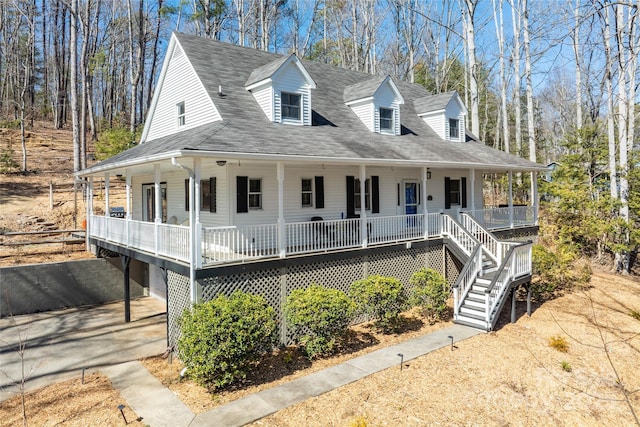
[445,213,533,332]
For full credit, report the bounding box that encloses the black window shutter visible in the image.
[461,177,467,208]
[371,176,380,214]
[397,183,400,206]
[210,177,217,213]
[444,177,451,209]
[184,179,189,211]
[346,176,355,218]
[315,176,324,208]
[237,176,248,213]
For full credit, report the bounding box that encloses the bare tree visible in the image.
[461,0,480,137]
[492,0,510,152]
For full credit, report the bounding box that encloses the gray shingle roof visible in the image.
[414,91,457,115]
[244,54,292,87]
[343,75,387,103]
[83,33,546,174]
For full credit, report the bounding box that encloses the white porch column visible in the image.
[277,162,286,258]
[154,164,162,223]
[104,173,110,217]
[154,164,161,255]
[126,171,131,246]
[104,173,110,239]
[508,170,514,228]
[85,177,93,248]
[470,168,476,215]
[194,159,202,268]
[422,167,428,239]
[359,165,367,247]
[532,171,539,225]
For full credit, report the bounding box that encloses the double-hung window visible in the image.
[185,178,216,212]
[248,178,262,210]
[354,178,370,211]
[379,107,393,132]
[281,92,301,121]
[301,178,313,207]
[177,102,186,127]
[449,118,459,139]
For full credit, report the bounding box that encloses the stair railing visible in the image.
[461,212,507,264]
[452,242,483,320]
[441,214,480,257]
[484,241,533,328]
[442,214,485,319]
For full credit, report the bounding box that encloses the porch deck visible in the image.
[88,206,535,267]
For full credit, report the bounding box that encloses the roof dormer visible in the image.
[344,76,404,136]
[245,54,316,126]
[414,91,467,142]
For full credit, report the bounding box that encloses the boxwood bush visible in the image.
[177,291,277,390]
[284,284,355,359]
[409,268,449,322]
[349,275,407,332]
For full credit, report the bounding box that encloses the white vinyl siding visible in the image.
[373,84,401,135]
[251,84,274,121]
[445,101,465,142]
[349,101,374,132]
[273,63,312,125]
[145,44,221,141]
[420,112,446,139]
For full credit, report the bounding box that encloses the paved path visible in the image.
[0,297,167,402]
[105,324,481,427]
[1,300,482,427]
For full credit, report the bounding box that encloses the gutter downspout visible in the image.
[172,158,198,304]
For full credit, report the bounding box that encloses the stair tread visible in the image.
[457,312,486,321]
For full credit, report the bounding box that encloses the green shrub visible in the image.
[177,291,277,390]
[561,361,572,372]
[285,284,355,359]
[409,268,450,322]
[532,243,591,300]
[349,275,407,332]
[0,148,18,173]
[95,127,138,160]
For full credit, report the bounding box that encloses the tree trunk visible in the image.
[493,0,509,152]
[463,0,480,137]
[70,0,81,173]
[601,5,618,199]
[523,0,535,165]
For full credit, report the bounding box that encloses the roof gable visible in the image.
[414,91,466,116]
[344,75,404,105]
[245,53,316,90]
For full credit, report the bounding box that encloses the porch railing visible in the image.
[89,214,191,262]
[468,206,535,230]
[88,207,535,267]
[452,242,483,318]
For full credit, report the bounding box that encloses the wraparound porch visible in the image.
[88,206,536,267]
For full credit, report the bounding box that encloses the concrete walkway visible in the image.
[104,324,481,427]
[1,300,482,426]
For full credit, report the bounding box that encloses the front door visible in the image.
[142,183,167,222]
[404,181,418,215]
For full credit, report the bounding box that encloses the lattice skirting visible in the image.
[167,242,452,347]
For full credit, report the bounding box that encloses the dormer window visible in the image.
[177,102,186,127]
[245,54,316,126]
[449,118,459,139]
[344,76,404,136]
[380,108,393,132]
[282,92,301,121]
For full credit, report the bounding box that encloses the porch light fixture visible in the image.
[216,160,227,166]
[427,170,431,179]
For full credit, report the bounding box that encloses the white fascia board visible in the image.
[245,79,273,92]
[76,149,548,178]
[417,109,445,118]
[345,97,374,107]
